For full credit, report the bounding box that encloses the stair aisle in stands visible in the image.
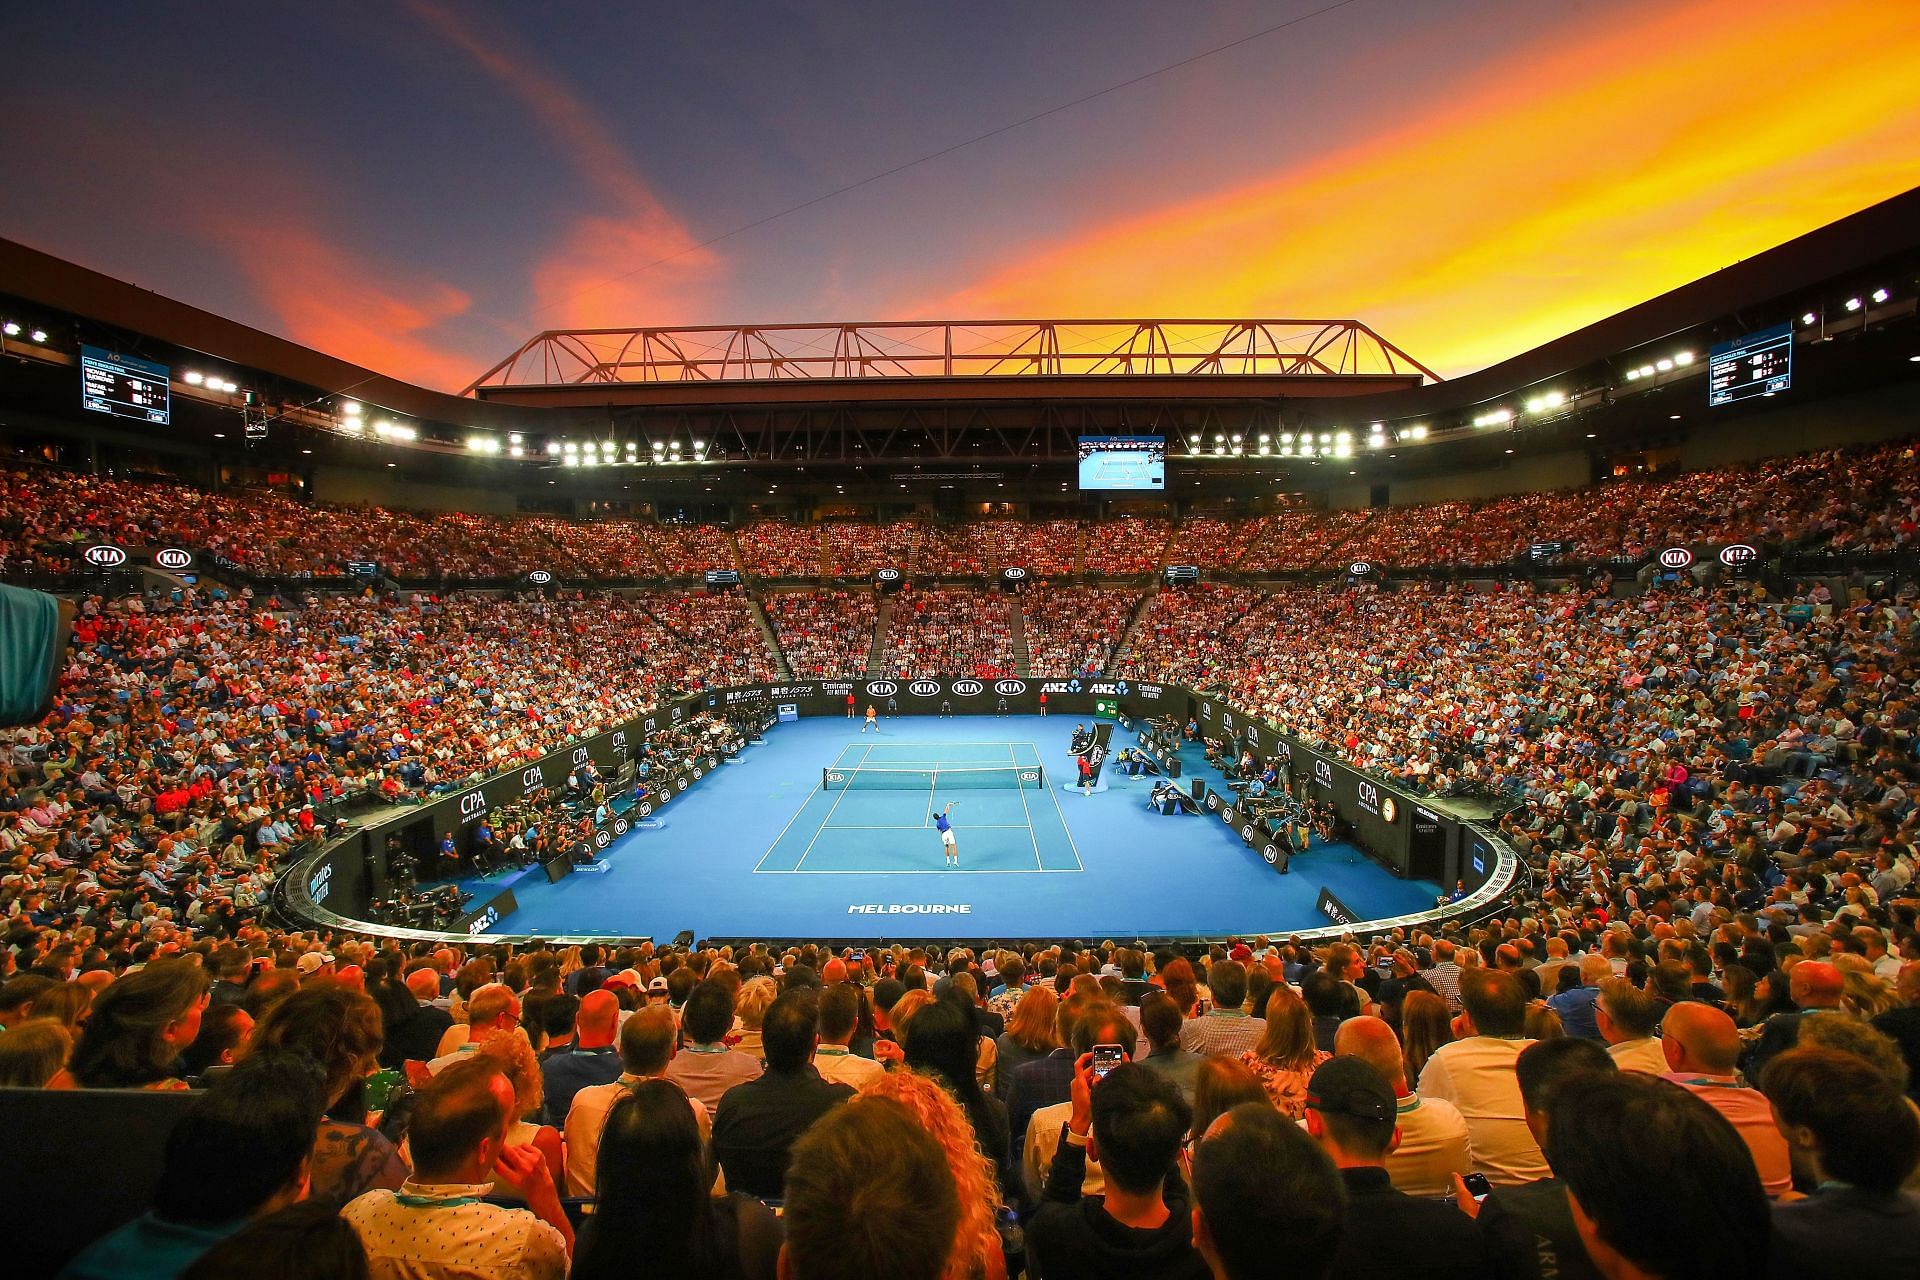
[865,596,892,676]
[1008,593,1031,676]
[749,593,793,678]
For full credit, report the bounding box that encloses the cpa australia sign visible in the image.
[459,789,487,818]
[84,544,128,568]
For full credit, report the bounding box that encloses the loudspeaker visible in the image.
[1190,778,1206,802]
[1165,757,1181,779]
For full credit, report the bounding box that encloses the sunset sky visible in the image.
[5,0,1918,391]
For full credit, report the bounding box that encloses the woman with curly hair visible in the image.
[731,976,779,1063]
[474,1028,567,1199]
[860,1068,1010,1280]
[245,983,407,1205]
[1238,985,1330,1118]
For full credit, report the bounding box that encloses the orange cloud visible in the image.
[921,0,1920,377]
[401,0,720,330]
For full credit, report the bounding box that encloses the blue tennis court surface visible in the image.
[469,715,1442,940]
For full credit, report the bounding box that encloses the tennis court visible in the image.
[756,740,1082,873]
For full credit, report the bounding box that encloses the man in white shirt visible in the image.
[564,1006,708,1195]
[812,983,884,1089]
[344,1055,570,1280]
[1596,977,1668,1075]
[1335,1015,1470,1197]
[1414,969,1546,1186]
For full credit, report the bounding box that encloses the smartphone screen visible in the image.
[1462,1173,1493,1202]
[1092,1043,1125,1079]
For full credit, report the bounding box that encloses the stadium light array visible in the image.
[1873,288,1890,304]
[1473,408,1512,428]
[0,322,17,337]
[1802,312,1818,326]
[508,445,524,458]
[547,441,562,456]
[508,432,523,445]
[29,329,47,343]
[1407,425,1428,440]
[1846,297,1862,312]
[466,435,500,454]
[372,421,417,442]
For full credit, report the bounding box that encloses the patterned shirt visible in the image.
[1178,1010,1267,1059]
[342,1179,567,1280]
[1240,1049,1331,1119]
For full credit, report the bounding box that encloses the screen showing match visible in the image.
[1078,435,1165,490]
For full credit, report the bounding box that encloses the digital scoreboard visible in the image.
[80,345,171,424]
[1077,435,1165,490]
[1708,323,1792,406]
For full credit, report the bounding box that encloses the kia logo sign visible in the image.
[866,680,899,698]
[952,679,984,697]
[1718,543,1758,567]
[876,568,901,580]
[1003,567,1028,579]
[528,570,554,585]
[594,829,611,849]
[153,547,193,571]
[1348,561,1373,576]
[84,544,128,568]
[1657,546,1694,570]
[459,790,486,817]
[1018,769,1040,784]
[908,680,940,696]
[995,680,1027,696]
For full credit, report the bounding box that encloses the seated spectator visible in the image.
[538,989,621,1126]
[1594,978,1666,1075]
[429,983,520,1072]
[565,1006,700,1195]
[1190,1101,1345,1280]
[1027,1059,1209,1280]
[1546,957,1609,1042]
[1761,1046,1920,1275]
[1179,961,1263,1057]
[1334,1015,1470,1198]
[859,1068,1011,1280]
[179,1200,369,1280]
[1416,970,1546,1186]
[781,1095,962,1280]
[1136,991,1202,1100]
[712,989,853,1199]
[1240,985,1330,1118]
[342,1055,572,1280]
[1023,1002,1137,1198]
[812,982,884,1089]
[1303,1054,1483,1277]
[1469,1037,1616,1280]
[382,967,454,1067]
[1744,960,1848,1082]
[474,1031,567,1201]
[995,984,1061,1096]
[665,981,763,1117]
[181,1005,254,1078]
[244,984,408,1206]
[570,1079,781,1280]
[0,1018,73,1087]
[1548,1072,1770,1280]
[69,959,209,1090]
[1658,1003,1792,1198]
[58,1056,324,1280]
[905,993,1014,1190]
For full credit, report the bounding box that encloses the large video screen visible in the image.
[1708,322,1791,406]
[1078,435,1165,490]
[80,345,170,424]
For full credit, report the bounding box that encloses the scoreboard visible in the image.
[1708,323,1792,406]
[81,345,171,424]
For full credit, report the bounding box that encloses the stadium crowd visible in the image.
[1021,586,1143,678]
[879,586,1017,680]
[733,522,823,578]
[1082,517,1171,576]
[766,590,880,678]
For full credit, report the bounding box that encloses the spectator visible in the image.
[1136,991,1202,1100]
[1469,1037,1616,1280]
[1239,985,1330,1118]
[1658,1002,1792,1197]
[1022,1002,1135,1196]
[1302,1055,1483,1277]
[1190,1102,1345,1280]
[1027,1059,1208,1280]
[179,1201,369,1280]
[906,993,1014,1190]
[342,1055,572,1280]
[58,1056,324,1280]
[1179,961,1263,1057]
[665,981,763,1117]
[712,989,853,1198]
[1416,970,1545,1186]
[570,1080,781,1280]
[473,1031,567,1201]
[428,983,520,1072]
[1744,960,1847,1081]
[181,1005,254,1077]
[995,985,1061,1096]
[382,967,454,1067]
[538,989,622,1125]
[1398,990,1454,1085]
[0,1018,73,1087]
[1546,957,1610,1042]
[1594,978,1666,1075]
[244,983,408,1205]
[781,1095,962,1280]
[1548,1072,1771,1279]
[812,982,884,1088]
[1334,1015,1470,1198]
[69,959,209,1090]
[564,1006,702,1195]
[859,1068,1012,1280]
[1761,1046,1920,1274]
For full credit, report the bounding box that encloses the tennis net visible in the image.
[822,764,1045,791]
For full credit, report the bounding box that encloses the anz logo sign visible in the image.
[1313,760,1334,789]
[995,680,1027,697]
[459,789,487,818]
[866,680,899,698]
[952,679,985,697]
[465,908,499,936]
[154,547,194,571]
[84,544,128,568]
[907,680,940,697]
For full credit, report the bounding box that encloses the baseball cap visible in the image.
[1229,943,1253,963]
[603,972,639,991]
[646,976,669,994]
[1306,1056,1396,1123]
[295,951,335,975]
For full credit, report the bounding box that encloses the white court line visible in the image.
[1037,740,1087,871]
[756,867,1083,875]
[1010,743,1042,871]
[796,743,869,872]
[823,823,1033,830]
[754,739,865,871]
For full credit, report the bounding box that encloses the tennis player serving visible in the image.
[936,803,958,867]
